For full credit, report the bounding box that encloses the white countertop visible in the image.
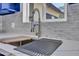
[0,33,79,56]
[53,39,79,56]
[0,43,28,56]
[0,33,36,56]
[0,39,79,56]
[0,33,34,39]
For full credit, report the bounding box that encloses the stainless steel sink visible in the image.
[15,38,63,56]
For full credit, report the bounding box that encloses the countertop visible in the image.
[0,33,79,56]
[0,33,38,40]
[0,39,79,56]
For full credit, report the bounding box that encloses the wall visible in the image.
[1,4,79,41]
[3,12,31,34]
[0,16,5,32]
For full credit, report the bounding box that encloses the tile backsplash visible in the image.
[0,4,79,41]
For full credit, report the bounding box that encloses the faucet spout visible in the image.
[29,8,41,39]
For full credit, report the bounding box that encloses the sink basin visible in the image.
[15,38,62,56]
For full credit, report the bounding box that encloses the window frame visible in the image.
[22,3,29,23]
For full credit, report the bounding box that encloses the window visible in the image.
[22,3,67,23]
[46,13,53,19]
[9,3,20,11]
[0,3,20,15]
[44,3,67,22]
[0,3,20,11]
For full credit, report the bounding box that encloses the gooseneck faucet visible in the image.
[29,8,41,39]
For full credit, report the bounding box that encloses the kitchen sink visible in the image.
[15,38,63,56]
